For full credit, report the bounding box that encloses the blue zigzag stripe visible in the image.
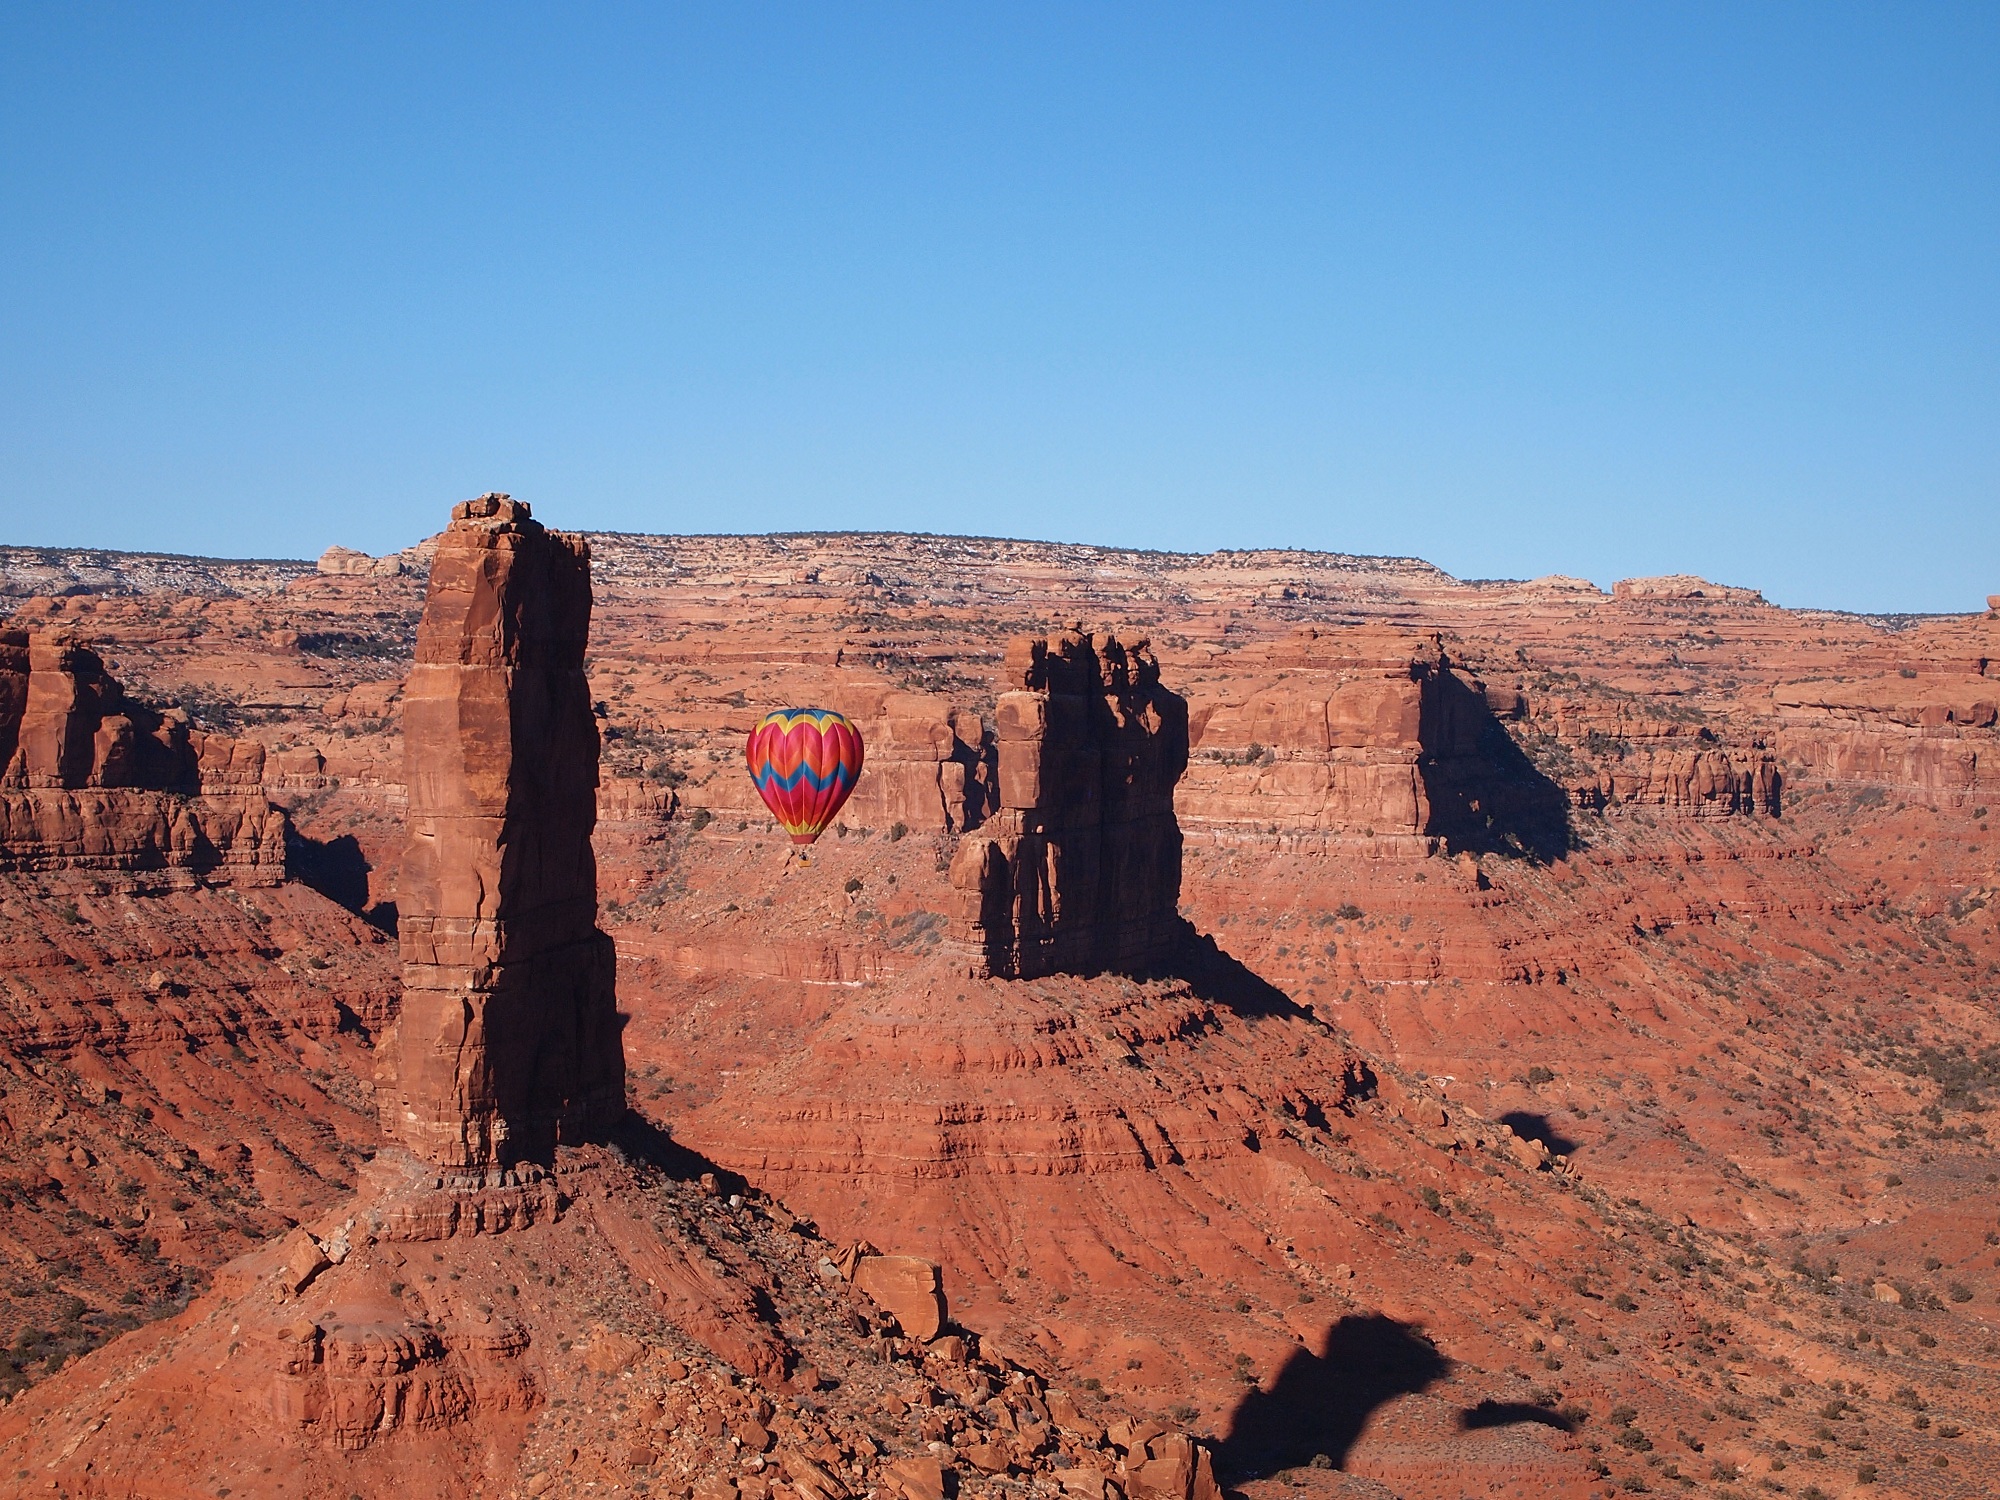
[754,763,856,793]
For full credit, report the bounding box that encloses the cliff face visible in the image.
[949,628,1188,978]
[0,629,286,882]
[384,495,625,1169]
[674,687,993,837]
[1178,628,1438,850]
[1179,628,1575,858]
[1179,626,1778,856]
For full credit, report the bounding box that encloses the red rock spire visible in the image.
[383,494,625,1168]
[948,625,1190,978]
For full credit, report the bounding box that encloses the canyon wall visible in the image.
[949,627,1188,977]
[0,629,286,882]
[1178,627,1580,857]
[1770,670,1996,802]
[671,686,992,836]
[1178,628,1439,851]
[382,495,625,1169]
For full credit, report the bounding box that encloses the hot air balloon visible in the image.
[745,707,865,846]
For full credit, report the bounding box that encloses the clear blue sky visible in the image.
[2,5,1994,611]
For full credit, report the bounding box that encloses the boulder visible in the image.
[852,1254,947,1341]
[960,1436,1014,1474]
[1508,1133,1551,1171]
[884,1456,948,1500]
[1124,1433,1194,1500]
[582,1330,645,1373]
[277,1229,330,1295]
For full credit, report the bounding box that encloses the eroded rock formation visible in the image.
[0,629,286,881]
[1178,627,1441,850]
[1181,625,1778,851]
[1179,627,1577,856]
[835,689,994,834]
[383,495,625,1169]
[949,627,1188,978]
[670,687,992,837]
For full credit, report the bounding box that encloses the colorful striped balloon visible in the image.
[744,707,866,845]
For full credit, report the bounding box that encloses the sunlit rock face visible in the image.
[385,494,625,1169]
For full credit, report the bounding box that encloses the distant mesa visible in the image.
[317,544,407,578]
[1520,574,1607,598]
[1612,573,1765,605]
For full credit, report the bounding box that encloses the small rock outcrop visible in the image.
[317,544,408,578]
[949,627,1189,978]
[383,495,625,1168]
[0,630,285,881]
[1612,574,1766,606]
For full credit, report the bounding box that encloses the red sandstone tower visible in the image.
[948,626,1190,978]
[383,494,625,1168]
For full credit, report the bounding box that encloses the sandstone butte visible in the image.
[0,505,1988,1499]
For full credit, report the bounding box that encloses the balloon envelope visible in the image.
[745,707,865,845]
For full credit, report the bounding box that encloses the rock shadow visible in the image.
[614,1111,748,1195]
[1459,1399,1575,1433]
[1171,927,1315,1022]
[1420,670,1571,864]
[288,829,397,933]
[1216,1313,1452,1479]
[1497,1111,1577,1156]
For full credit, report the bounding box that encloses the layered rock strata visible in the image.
[949,628,1189,977]
[383,495,625,1168]
[1181,626,1780,850]
[1178,627,1440,849]
[0,629,286,882]
[673,687,992,836]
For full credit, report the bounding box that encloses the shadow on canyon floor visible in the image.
[615,1111,750,1197]
[1459,1399,1576,1434]
[1175,928,1316,1022]
[1216,1314,1451,1478]
[287,828,398,933]
[1496,1111,1578,1156]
